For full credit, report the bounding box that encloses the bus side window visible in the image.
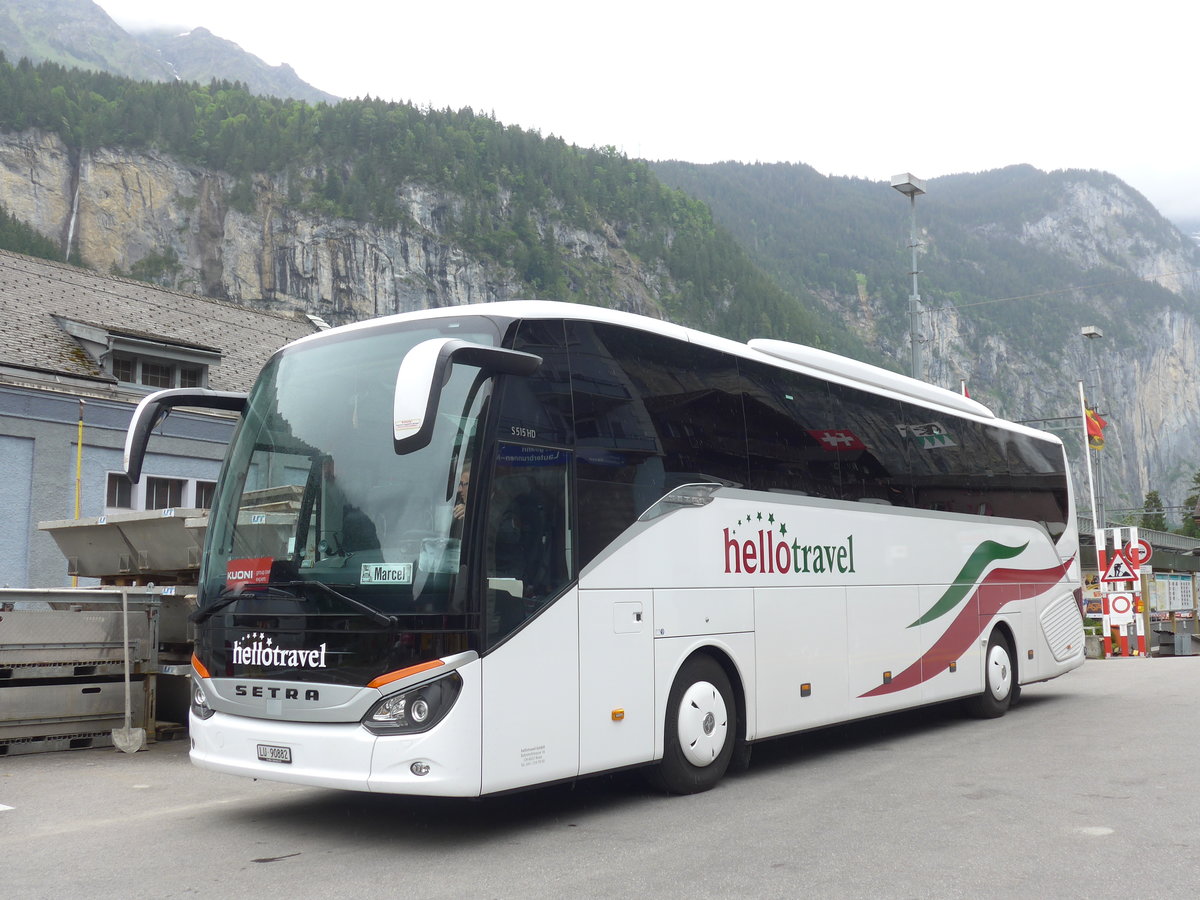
[484,444,573,646]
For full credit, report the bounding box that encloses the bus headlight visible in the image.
[191,678,216,720]
[363,671,462,735]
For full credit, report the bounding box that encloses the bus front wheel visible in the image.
[964,630,1015,719]
[648,654,735,794]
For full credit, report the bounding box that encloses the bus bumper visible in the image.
[190,691,483,797]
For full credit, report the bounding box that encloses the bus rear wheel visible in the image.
[964,630,1015,719]
[648,654,735,794]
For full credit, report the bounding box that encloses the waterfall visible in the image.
[64,180,80,262]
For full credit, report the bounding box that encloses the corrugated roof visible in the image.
[0,249,318,391]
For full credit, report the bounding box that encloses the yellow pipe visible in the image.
[73,400,84,586]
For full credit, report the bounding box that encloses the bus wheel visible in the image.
[964,630,1015,719]
[649,654,735,794]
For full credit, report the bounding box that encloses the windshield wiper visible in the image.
[189,584,304,625]
[279,579,398,628]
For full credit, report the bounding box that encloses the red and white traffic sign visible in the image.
[1107,593,1133,615]
[1123,539,1153,569]
[1101,552,1138,583]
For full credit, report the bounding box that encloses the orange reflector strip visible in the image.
[192,653,211,680]
[611,708,625,721]
[368,659,444,689]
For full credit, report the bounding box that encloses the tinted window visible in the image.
[905,407,1001,515]
[741,361,841,499]
[568,322,747,566]
[497,320,573,446]
[1002,430,1070,529]
[826,383,912,506]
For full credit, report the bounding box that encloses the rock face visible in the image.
[3,127,1200,518]
[0,130,669,326]
[939,176,1200,519]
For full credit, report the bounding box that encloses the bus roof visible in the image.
[281,300,1065,443]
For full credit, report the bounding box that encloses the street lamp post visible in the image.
[891,174,926,381]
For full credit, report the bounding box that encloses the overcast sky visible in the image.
[96,0,1199,222]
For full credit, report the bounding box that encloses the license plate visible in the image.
[256,743,292,764]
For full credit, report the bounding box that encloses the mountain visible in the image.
[651,160,1200,524]
[134,27,337,106]
[1,58,1199,525]
[0,0,168,80]
[0,0,335,103]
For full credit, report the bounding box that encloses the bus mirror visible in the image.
[393,339,541,454]
[124,388,247,483]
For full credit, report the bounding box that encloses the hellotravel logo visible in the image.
[723,510,855,576]
[231,631,328,669]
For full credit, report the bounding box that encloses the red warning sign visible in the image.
[1101,552,1138,583]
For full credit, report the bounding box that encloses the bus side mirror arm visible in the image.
[393,339,541,454]
[124,388,248,483]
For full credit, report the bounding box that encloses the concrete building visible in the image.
[0,249,320,588]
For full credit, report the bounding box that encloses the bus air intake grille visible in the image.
[1040,592,1085,662]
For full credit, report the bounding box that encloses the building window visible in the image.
[112,356,135,382]
[146,477,185,510]
[111,352,209,389]
[195,480,217,510]
[106,473,133,509]
[140,360,173,388]
[105,473,218,513]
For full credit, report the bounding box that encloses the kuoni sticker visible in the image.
[226,557,273,588]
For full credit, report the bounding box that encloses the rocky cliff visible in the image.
[0,129,669,327]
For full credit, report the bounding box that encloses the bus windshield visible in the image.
[200,318,500,620]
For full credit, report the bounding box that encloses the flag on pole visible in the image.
[960,380,970,398]
[1085,407,1107,450]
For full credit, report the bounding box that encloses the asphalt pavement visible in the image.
[3,655,1198,899]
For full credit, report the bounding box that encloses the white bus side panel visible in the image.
[754,586,849,737]
[846,584,924,714]
[481,589,580,794]
[578,589,654,774]
[916,588,984,701]
[654,587,754,637]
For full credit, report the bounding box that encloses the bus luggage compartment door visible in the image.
[578,589,653,773]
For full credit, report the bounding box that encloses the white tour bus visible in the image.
[125,301,1085,796]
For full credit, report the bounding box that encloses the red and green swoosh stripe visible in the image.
[861,542,1073,698]
[908,540,1028,627]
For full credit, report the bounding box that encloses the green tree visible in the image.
[1141,490,1167,532]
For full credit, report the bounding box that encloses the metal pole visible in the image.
[908,193,922,381]
[1079,380,1099,533]
[1081,328,1105,529]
